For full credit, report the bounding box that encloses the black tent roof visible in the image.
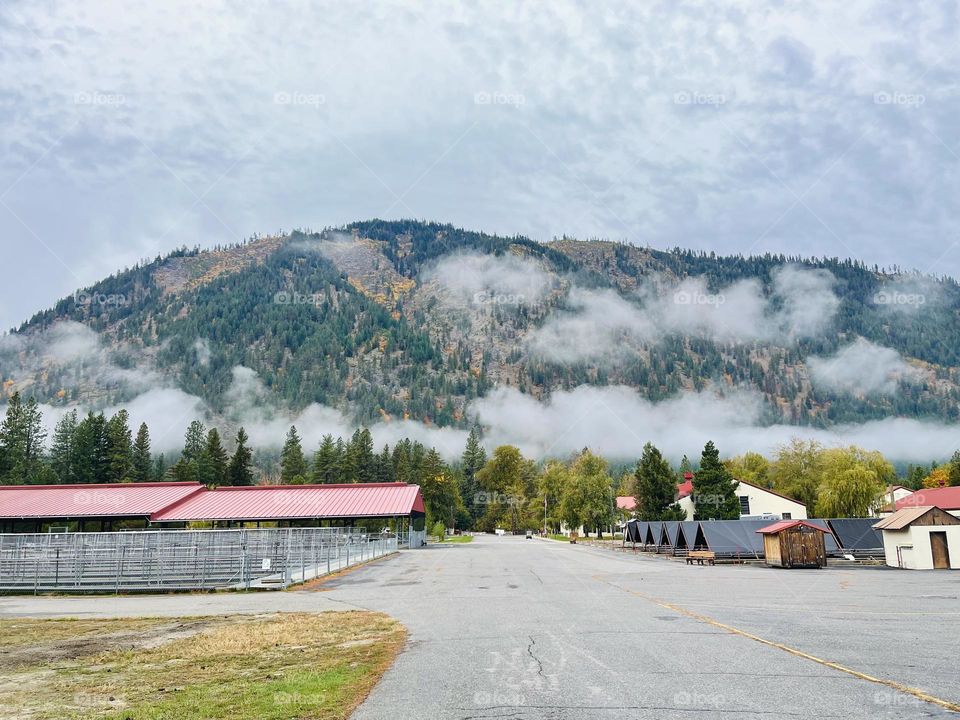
[678,521,701,549]
[646,521,664,545]
[699,520,768,556]
[827,518,883,550]
[663,521,681,547]
[624,519,644,544]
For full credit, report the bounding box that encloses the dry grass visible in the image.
[0,612,406,720]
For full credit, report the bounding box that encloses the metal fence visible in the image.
[0,527,399,594]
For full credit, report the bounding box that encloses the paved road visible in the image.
[3,535,958,719]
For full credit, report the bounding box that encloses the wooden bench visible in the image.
[686,550,716,566]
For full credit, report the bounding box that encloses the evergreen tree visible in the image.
[375,444,395,483]
[173,420,207,482]
[420,448,459,528]
[73,412,110,484]
[692,441,740,520]
[228,427,254,486]
[203,428,229,486]
[50,410,79,484]
[949,450,960,487]
[105,409,134,482]
[152,452,167,482]
[311,434,342,483]
[131,423,152,482]
[460,427,487,523]
[280,425,307,483]
[349,427,375,482]
[0,393,48,484]
[634,442,685,521]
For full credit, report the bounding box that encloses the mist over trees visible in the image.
[0,392,956,528]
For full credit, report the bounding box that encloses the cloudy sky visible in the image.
[1,1,958,332]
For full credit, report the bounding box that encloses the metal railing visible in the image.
[0,527,398,594]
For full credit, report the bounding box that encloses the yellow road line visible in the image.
[594,575,960,714]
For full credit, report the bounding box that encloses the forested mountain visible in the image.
[4,219,960,430]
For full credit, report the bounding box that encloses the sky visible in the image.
[1,1,959,333]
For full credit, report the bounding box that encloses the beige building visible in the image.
[874,506,960,570]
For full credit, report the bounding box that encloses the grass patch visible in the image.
[439,535,473,544]
[0,612,405,720]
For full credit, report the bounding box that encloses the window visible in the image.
[738,496,750,515]
[782,512,792,520]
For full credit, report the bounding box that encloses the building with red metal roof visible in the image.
[0,482,425,534]
[0,482,204,532]
[896,486,960,516]
[151,483,425,524]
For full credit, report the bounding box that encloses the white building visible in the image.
[677,478,807,521]
[874,506,960,570]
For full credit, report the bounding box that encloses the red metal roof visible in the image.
[151,483,425,522]
[0,482,204,519]
[616,496,636,511]
[756,519,831,535]
[897,486,960,511]
[677,480,694,499]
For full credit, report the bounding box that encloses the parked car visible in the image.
[525,530,533,539]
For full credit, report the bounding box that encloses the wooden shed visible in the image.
[756,520,830,568]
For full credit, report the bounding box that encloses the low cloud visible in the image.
[528,266,840,363]
[421,251,555,308]
[807,339,921,396]
[470,384,959,463]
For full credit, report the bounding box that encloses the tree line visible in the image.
[3,390,960,529]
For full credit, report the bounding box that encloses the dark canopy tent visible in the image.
[679,521,704,550]
[624,519,644,544]
[698,520,767,557]
[827,518,883,551]
[646,521,664,547]
[663,521,681,548]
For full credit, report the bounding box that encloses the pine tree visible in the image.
[203,428,229,486]
[173,420,207,483]
[228,427,254,486]
[348,428,375,482]
[131,423,152,482]
[311,434,342,483]
[634,442,685,520]
[0,393,48,484]
[460,427,487,522]
[949,450,960,487]
[375,444,394,483]
[280,426,307,484]
[73,412,110,484]
[152,453,167,482]
[692,441,740,520]
[50,410,79,483]
[105,410,133,482]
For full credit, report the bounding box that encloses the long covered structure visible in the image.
[0,482,426,545]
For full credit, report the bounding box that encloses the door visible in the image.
[930,532,950,570]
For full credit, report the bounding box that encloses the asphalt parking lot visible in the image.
[2,534,958,719]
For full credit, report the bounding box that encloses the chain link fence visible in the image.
[0,527,399,594]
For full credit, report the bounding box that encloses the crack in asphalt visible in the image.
[526,635,545,678]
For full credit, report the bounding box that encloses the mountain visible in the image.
[3,220,960,433]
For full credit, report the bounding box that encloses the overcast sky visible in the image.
[1,1,958,332]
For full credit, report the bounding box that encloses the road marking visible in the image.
[594,575,960,714]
